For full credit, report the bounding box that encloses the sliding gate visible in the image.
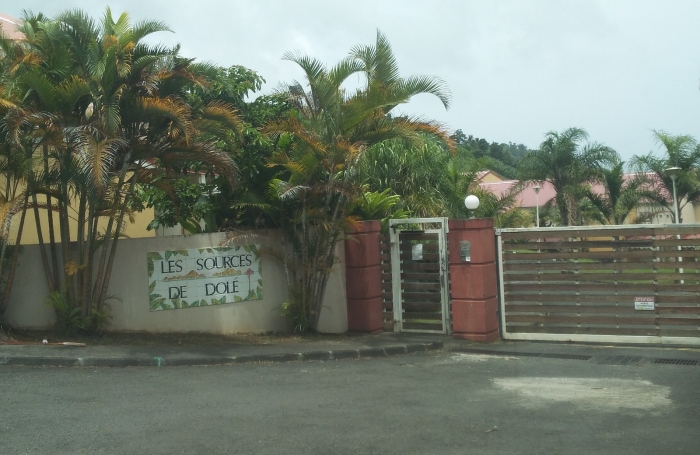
[382,218,450,334]
[497,224,700,345]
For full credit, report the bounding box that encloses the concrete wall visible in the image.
[3,231,348,334]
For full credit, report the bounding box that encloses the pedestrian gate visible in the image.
[383,218,450,334]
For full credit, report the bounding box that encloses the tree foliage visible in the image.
[262,30,452,331]
[518,127,619,226]
[583,160,652,225]
[0,8,238,329]
[630,131,700,223]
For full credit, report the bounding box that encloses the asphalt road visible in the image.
[2,350,699,455]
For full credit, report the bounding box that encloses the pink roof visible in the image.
[0,13,24,40]
[479,172,653,208]
[479,181,558,208]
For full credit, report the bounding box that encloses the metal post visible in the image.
[533,184,541,228]
[673,176,683,278]
[666,168,683,280]
[671,176,680,224]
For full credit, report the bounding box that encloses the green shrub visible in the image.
[45,291,111,334]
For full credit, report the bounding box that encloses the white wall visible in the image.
[3,231,348,334]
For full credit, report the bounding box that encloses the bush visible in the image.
[45,291,111,334]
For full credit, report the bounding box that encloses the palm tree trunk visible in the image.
[58,180,74,305]
[30,191,55,292]
[97,176,137,310]
[43,144,61,291]
[0,194,28,316]
[92,152,131,306]
[557,198,570,227]
[75,192,87,313]
[81,204,97,314]
[0,177,13,281]
[310,186,347,331]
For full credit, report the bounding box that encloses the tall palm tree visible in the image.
[518,127,618,226]
[630,131,700,223]
[264,30,451,331]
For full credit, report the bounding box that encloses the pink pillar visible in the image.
[448,218,499,342]
[344,220,383,333]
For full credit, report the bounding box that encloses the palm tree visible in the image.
[6,9,239,329]
[630,131,700,223]
[583,161,651,225]
[518,127,619,226]
[264,30,451,331]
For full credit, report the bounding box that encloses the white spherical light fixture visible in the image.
[464,195,480,210]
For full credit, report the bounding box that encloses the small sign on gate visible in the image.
[412,244,423,261]
[634,296,655,311]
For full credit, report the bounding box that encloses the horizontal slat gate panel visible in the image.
[503,250,700,261]
[506,315,700,326]
[505,304,700,315]
[400,282,442,291]
[398,231,444,333]
[400,253,441,261]
[506,326,700,337]
[505,293,700,304]
[402,302,443,312]
[401,311,443,319]
[501,225,700,240]
[399,233,441,240]
[401,292,442,302]
[403,322,443,331]
[503,273,700,282]
[501,238,700,250]
[502,238,700,253]
[504,261,700,271]
[399,243,440,252]
[505,287,700,295]
[499,225,700,344]
[401,272,442,281]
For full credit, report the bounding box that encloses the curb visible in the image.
[0,341,443,368]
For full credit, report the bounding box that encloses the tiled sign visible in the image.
[147,245,262,311]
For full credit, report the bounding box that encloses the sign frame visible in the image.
[147,244,262,311]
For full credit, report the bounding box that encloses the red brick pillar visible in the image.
[345,220,383,333]
[448,218,499,341]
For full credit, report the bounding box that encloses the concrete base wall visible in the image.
[3,231,348,334]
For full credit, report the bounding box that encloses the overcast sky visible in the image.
[7,1,700,159]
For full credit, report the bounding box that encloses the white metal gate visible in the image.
[390,218,450,334]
